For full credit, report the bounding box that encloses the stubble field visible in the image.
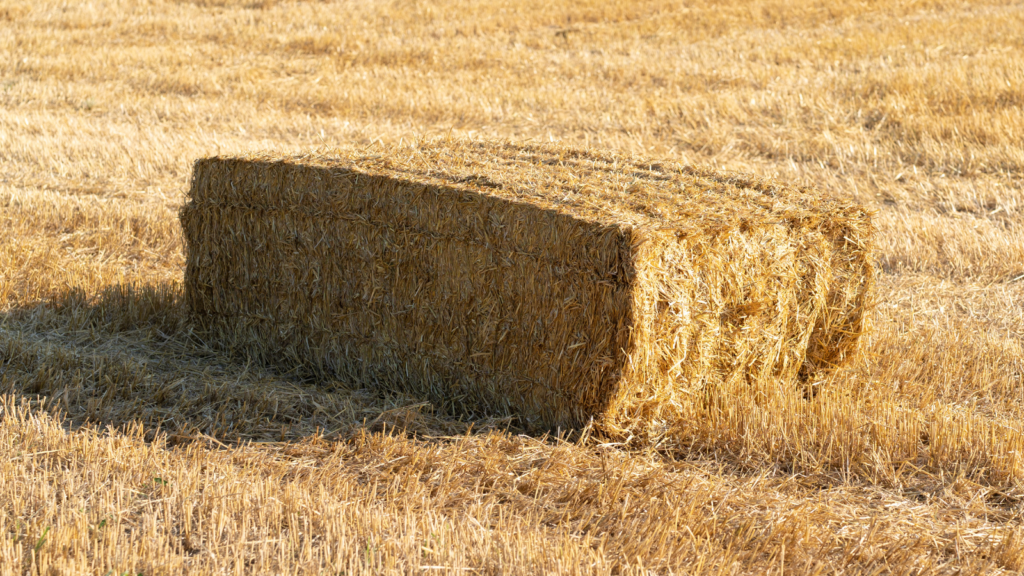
[1,0,1024,573]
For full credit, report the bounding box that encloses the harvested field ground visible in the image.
[1,0,1023,573]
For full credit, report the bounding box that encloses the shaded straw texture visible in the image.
[180,139,873,434]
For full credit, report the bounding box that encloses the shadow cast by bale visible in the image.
[0,283,519,447]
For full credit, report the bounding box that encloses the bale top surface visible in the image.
[190,140,867,233]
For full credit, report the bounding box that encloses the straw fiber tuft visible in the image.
[180,139,874,434]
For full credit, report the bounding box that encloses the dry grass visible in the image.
[0,0,1023,573]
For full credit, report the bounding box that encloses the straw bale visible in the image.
[180,139,873,433]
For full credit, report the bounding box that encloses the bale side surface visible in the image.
[181,159,638,428]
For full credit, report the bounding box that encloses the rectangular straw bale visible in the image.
[180,139,873,433]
